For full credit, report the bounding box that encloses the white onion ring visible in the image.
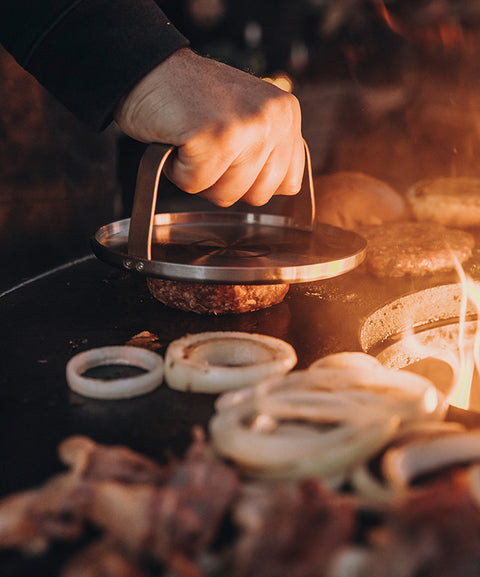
[263,417,399,481]
[66,346,164,399]
[255,367,444,423]
[209,386,399,480]
[210,356,446,482]
[210,400,366,470]
[256,388,385,426]
[164,331,297,393]
[390,419,466,444]
[350,463,395,507]
[309,351,383,372]
[214,386,255,412]
[351,421,466,506]
[382,430,480,490]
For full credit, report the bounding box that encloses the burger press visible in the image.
[92,142,366,284]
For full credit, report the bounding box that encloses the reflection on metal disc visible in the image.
[93,211,366,284]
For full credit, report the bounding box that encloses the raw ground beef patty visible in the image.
[357,221,475,278]
[146,278,290,314]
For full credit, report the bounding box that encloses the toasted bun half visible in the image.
[147,278,290,315]
[407,177,480,228]
[314,172,409,231]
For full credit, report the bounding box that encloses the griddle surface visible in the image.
[0,253,478,576]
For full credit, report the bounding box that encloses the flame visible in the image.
[385,261,480,413]
[448,269,480,410]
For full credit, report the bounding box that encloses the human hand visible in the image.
[114,48,304,207]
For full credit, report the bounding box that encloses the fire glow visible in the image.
[359,272,480,414]
[448,269,480,410]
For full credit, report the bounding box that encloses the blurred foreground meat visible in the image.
[0,473,85,554]
[0,429,240,576]
[58,434,169,484]
[367,471,480,577]
[79,434,240,563]
[61,541,150,577]
[232,479,355,577]
[5,431,480,577]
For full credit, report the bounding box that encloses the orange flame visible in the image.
[448,269,480,410]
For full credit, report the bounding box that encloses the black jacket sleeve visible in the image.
[0,0,189,130]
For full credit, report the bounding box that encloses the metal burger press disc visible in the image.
[92,143,366,284]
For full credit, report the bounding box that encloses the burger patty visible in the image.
[357,222,475,278]
[146,278,290,314]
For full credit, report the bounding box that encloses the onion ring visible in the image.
[256,367,444,423]
[164,331,297,393]
[382,430,480,490]
[351,421,466,506]
[209,359,447,482]
[66,346,164,399]
[210,400,366,470]
[209,377,400,481]
[309,351,383,371]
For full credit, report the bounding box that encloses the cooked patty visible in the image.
[407,177,480,228]
[146,278,290,314]
[357,222,475,278]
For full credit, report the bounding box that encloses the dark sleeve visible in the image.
[0,0,190,130]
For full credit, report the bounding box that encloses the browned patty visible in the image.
[146,278,290,314]
[357,222,475,278]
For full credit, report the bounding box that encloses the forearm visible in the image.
[0,0,189,130]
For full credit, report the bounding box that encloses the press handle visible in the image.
[127,141,315,260]
[128,143,174,260]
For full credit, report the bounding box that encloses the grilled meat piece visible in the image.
[232,478,355,577]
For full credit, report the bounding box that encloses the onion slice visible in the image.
[254,372,386,425]
[210,397,399,480]
[164,331,297,393]
[309,351,383,371]
[256,367,444,423]
[351,421,467,507]
[209,353,447,483]
[210,400,368,470]
[66,346,164,399]
[209,368,401,481]
[382,430,480,490]
[253,417,399,481]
